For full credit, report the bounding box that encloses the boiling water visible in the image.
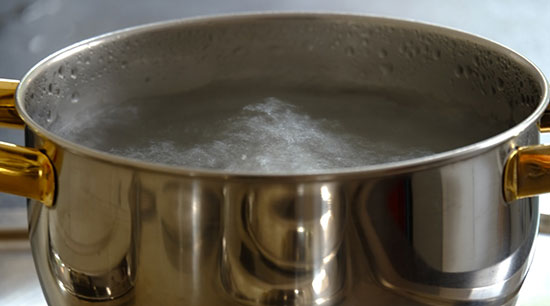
[50,86,505,173]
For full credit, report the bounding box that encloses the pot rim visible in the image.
[15,12,550,180]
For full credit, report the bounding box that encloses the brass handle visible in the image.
[0,79,25,129]
[504,145,550,202]
[0,79,55,207]
[503,108,550,202]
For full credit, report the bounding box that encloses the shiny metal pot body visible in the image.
[27,129,539,306]
[0,13,548,305]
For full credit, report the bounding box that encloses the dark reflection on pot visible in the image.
[352,153,538,304]
[46,159,138,301]
[220,182,348,305]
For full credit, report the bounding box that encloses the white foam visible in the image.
[105,97,432,172]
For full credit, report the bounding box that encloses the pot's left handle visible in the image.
[0,79,55,207]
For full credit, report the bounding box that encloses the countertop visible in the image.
[1,0,550,305]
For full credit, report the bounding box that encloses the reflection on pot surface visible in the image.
[221,183,347,305]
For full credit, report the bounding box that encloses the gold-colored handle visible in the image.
[0,79,25,129]
[0,79,55,207]
[504,145,550,202]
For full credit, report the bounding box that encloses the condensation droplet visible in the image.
[432,49,441,60]
[346,46,355,56]
[57,66,64,78]
[71,92,79,103]
[47,83,53,94]
[464,66,473,79]
[70,68,77,79]
[473,55,481,67]
[497,78,505,91]
[378,49,388,58]
[121,60,128,69]
[46,110,53,123]
[454,65,464,77]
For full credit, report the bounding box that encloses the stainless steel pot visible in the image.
[0,13,548,306]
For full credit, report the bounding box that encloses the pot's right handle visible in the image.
[0,79,55,207]
[504,109,550,202]
[504,144,550,202]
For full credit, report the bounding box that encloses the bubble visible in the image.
[454,65,464,77]
[464,66,473,79]
[57,66,64,78]
[473,55,481,67]
[46,109,53,123]
[432,49,441,60]
[71,92,79,104]
[497,78,505,91]
[70,68,77,79]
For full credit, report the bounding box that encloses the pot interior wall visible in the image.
[18,15,544,170]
